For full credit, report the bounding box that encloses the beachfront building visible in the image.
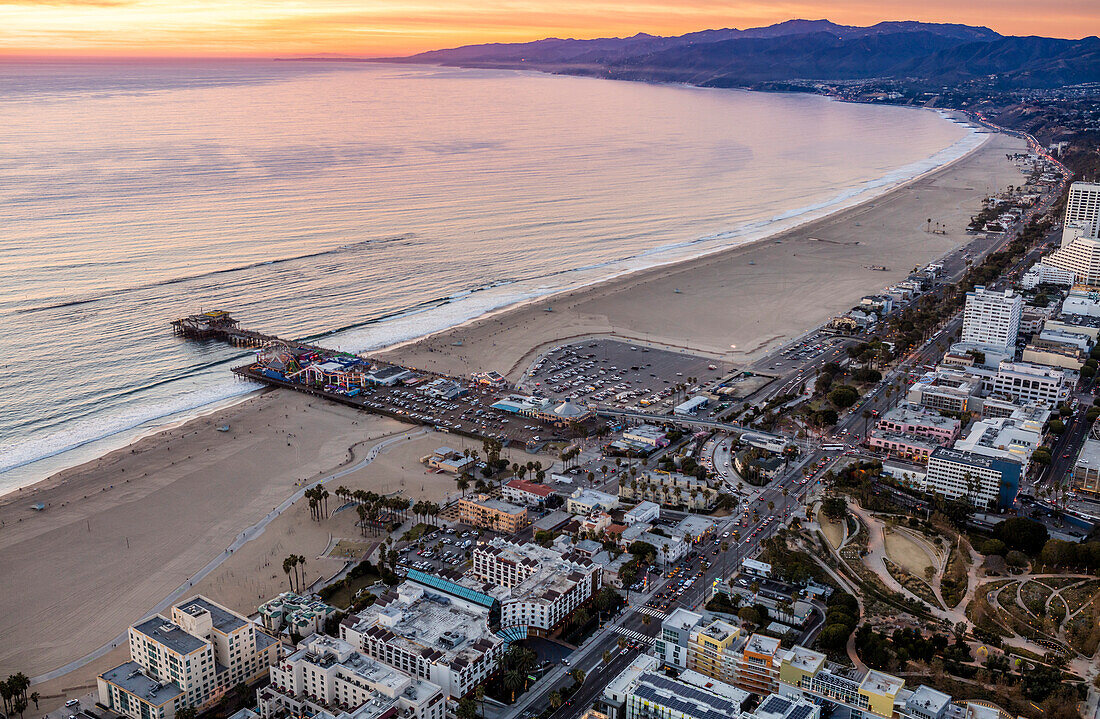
[961,286,1022,357]
[567,488,620,515]
[1019,262,1076,289]
[502,478,556,506]
[923,447,1022,509]
[422,447,476,474]
[258,592,337,637]
[489,394,594,426]
[98,596,279,719]
[456,495,529,533]
[257,634,445,719]
[340,577,505,699]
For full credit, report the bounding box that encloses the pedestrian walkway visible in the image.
[610,626,655,645]
[634,605,667,620]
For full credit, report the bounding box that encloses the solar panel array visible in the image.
[631,673,740,719]
[787,705,813,719]
[759,695,792,715]
[407,569,498,610]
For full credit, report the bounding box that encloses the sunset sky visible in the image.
[0,0,1093,58]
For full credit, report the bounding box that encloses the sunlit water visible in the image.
[0,60,980,492]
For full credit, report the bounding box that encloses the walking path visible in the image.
[30,427,428,685]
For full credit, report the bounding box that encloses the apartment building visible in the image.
[600,654,750,719]
[502,479,556,506]
[456,495,529,533]
[258,635,445,719]
[653,608,702,669]
[98,596,279,719]
[686,619,744,686]
[906,371,982,414]
[258,592,337,637]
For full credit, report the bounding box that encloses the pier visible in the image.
[171,310,320,350]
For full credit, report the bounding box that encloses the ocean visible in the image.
[0,60,980,493]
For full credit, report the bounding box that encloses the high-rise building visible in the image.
[923,447,1022,509]
[961,286,1022,355]
[1043,182,1100,286]
[1063,181,1100,242]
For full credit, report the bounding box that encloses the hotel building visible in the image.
[456,495,529,533]
[961,287,1022,356]
[98,596,279,719]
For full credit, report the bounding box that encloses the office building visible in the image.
[1063,181,1100,241]
[988,361,1071,408]
[923,448,1022,509]
[98,596,279,719]
[906,371,982,414]
[953,415,1043,470]
[1073,438,1100,495]
[874,405,960,443]
[961,286,1022,356]
[258,635,445,719]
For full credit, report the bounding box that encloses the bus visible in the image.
[822,444,845,452]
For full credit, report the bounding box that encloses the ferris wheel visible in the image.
[258,340,300,374]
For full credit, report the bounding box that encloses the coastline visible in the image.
[0,123,1029,688]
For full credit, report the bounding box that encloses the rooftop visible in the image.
[100,661,184,707]
[471,538,597,604]
[176,596,248,634]
[663,607,702,631]
[347,583,502,668]
[745,633,781,657]
[781,646,826,673]
[462,496,527,516]
[905,685,951,714]
[879,405,961,430]
[930,447,1023,476]
[633,671,747,719]
[132,617,207,656]
[860,670,904,698]
[1075,439,1100,471]
[506,479,555,498]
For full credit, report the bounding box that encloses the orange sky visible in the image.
[0,0,1093,57]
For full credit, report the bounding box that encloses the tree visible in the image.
[829,385,859,409]
[503,670,525,701]
[995,517,1049,555]
[603,649,613,665]
[570,668,586,686]
[738,606,761,625]
[548,691,563,710]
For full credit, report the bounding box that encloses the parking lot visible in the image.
[519,339,732,415]
[396,523,494,574]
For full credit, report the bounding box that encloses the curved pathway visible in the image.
[31,427,428,684]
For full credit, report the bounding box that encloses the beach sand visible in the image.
[376,131,1028,381]
[3,129,1027,695]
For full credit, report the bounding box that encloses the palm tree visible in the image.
[457,474,471,497]
[357,504,369,536]
[296,554,307,592]
[570,668,586,686]
[603,650,613,665]
[861,409,872,436]
[29,693,38,711]
[503,670,525,701]
[283,555,297,591]
[548,691,563,710]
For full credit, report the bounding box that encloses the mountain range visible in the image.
[378,19,1099,90]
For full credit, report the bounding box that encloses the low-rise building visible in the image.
[258,635,445,719]
[623,501,660,525]
[675,396,710,416]
[988,361,1072,408]
[421,447,476,474]
[906,371,982,414]
[953,415,1043,470]
[567,488,620,515]
[622,424,669,448]
[600,654,750,719]
[258,593,337,637]
[619,471,716,510]
[502,479,556,506]
[874,405,960,443]
[867,431,941,463]
[1073,438,1100,495]
[456,495,529,533]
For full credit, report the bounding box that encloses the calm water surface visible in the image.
[0,60,978,490]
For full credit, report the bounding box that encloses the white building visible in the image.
[1061,289,1100,318]
[471,538,602,635]
[961,286,1022,356]
[567,488,619,515]
[340,580,504,699]
[258,592,337,637]
[623,424,669,448]
[1043,183,1100,286]
[258,635,445,719]
[953,415,1043,470]
[653,608,702,669]
[1063,181,1100,242]
[98,596,279,719]
[923,447,1022,509]
[623,501,660,525]
[600,654,750,719]
[502,479,555,506]
[1020,262,1075,289]
[989,361,1071,407]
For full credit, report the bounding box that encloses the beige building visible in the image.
[98,596,279,719]
[456,494,529,533]
[618,471,716,510]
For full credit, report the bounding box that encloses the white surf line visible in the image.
[31,427,429,684]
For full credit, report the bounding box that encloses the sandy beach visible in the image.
[0,127,1027,696]
[377,131,1028,381]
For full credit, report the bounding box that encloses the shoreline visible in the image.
[0,125,1029,686]
[0,105,985,497]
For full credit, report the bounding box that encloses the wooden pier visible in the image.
[171,310,309,349]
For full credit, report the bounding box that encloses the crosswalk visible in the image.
[611,625,655,645]
[635,605,668,620]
